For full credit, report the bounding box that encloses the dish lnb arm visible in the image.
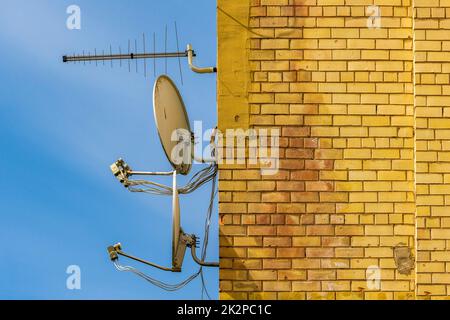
[190,235,219,268]
[187,44,217,74]
[107,243,178,272]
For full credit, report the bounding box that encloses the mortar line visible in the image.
[412,0,419,300]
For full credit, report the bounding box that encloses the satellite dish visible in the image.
[153,75,192,175]
[172,171,182,268]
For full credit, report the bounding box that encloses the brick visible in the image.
[336,203,364,213]
[293,237,321,247]
[291,170,318,180]
[219,181,247,191]
[248,226,276,236]
[234,237,262,247]
[365,225,394,236]
[278,270,307,281]
[344,149,371,159]
[248,181,276,191]
[322,237,350,247]
[349,171,377,181]
[305,160,333,170]
[335,226,364,236]
[220,203,247,213]
[221,226,247,236]
[262,192,290,203]
[277,203,306,214]
[306,225,334,236]
[277,248,305,258]
[264,237,291,247]
[336,182,363,192]
[248,203,276,214]
[381,281,410,292]
[248,248,275,258]
[308,270,336,280]
[233,281,262,292]
[292,281,320,291]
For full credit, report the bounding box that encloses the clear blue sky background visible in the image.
[0,0,218,299]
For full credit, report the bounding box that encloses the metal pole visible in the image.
[116,250,177,272]
[129,171,175,176]
[190,245,219,267]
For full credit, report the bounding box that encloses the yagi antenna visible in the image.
[63,46,191,64]
[63,36,217,74]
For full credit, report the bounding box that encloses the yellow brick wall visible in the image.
[414,0,450,300]
[218,0,449,300]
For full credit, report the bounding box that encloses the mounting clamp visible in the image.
[188,235,219,268]
[187,44,217,74]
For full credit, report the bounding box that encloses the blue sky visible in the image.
[0,0,218,299]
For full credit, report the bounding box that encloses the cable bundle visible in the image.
[113,164,218,298]
[126,164,217,196]
[114,261,201,292]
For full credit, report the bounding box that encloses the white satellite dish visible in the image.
[153,75,192,175]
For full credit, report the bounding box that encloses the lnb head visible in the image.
[107,246,119,261]
[107,243,122,261]
[110,159,132,187]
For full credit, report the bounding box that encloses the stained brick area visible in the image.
[218,0,450,300]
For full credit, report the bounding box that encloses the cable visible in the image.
[200,268,209,300]
[199,171,217,300]
[202,174,217,260]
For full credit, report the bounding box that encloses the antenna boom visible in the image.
[63,51,194,63]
